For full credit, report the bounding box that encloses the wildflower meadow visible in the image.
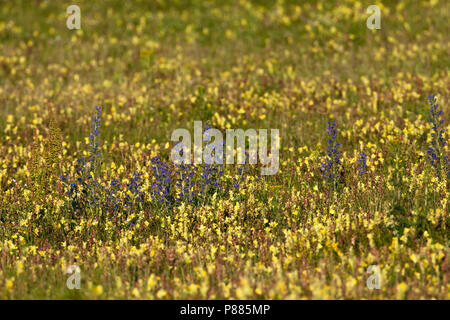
[0,0,448,301]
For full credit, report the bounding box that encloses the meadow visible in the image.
[0,0,448,299]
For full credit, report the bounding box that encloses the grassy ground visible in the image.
[0,0,449,299]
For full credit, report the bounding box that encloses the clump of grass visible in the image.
[29,117,62,205]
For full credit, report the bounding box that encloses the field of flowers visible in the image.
[0,0,449,299]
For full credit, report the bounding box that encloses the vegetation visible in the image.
[0,0,448,299]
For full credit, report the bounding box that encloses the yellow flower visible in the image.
[132,288,140,298]
[93,285,103,297]
[156,289,167,299]
[103,80,112,88]
[396,283,408,299]
[6,278,15,290]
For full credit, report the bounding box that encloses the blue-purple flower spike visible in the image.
[426,95,449,178]
[320,120,343,185]
[357,153,368,175]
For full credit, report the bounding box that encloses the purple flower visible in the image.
[426,95,449,178]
